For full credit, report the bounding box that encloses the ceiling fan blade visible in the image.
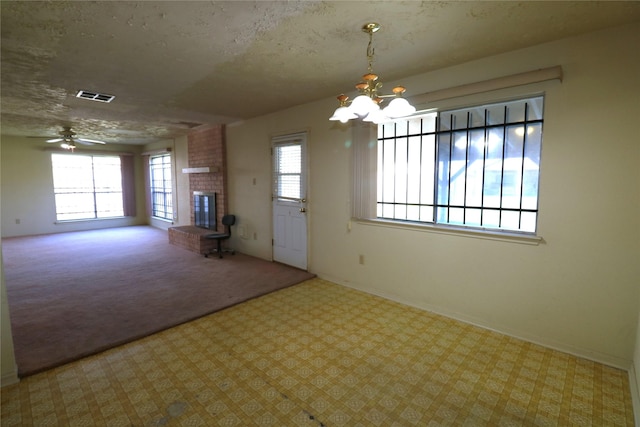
[46,138,64,143]
[76,138,106,145]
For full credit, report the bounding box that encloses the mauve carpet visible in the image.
[2,226,314,377]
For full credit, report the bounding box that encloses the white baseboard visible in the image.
[1,367,19,388]
[316,274,637,422]
[629,364,640,426]
[316,273,631,370]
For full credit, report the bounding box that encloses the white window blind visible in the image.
[273,133,305,201]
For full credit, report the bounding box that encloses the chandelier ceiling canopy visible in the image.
[330,23,416,124]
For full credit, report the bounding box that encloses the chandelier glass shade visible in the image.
[329,23,416,124]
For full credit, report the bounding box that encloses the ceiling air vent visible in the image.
[76,90,115,103]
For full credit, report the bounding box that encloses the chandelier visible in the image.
[329,23,416,124]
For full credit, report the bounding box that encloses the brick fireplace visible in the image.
[168,125,229,254]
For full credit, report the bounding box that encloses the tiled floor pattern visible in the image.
[1,278,634,426]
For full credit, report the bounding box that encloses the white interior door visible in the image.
[272,133,307,270]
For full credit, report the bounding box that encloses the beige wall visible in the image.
[1,143,18,385]
[227,23,640,368]
[634,309,640,409]
[1,247,18,386]
[0,137,147,237]
[174,136,191,227]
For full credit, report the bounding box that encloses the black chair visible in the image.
[204,214,236,258]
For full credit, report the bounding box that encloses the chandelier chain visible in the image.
[366,31,375,73]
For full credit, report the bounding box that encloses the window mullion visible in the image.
[405,121,410,221]
[463,111,471,226]
[418,119,423,221]
[379,137,384,215]
[446,114,454,224]
[392,123,397,219]
[518,103,529,230]
[161,159,167,216]
[499,105,508,228]
[433,116,439,223]
[91,157,98,219]
[481,108,488,227]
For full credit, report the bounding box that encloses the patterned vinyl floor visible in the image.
[1,278,634,426]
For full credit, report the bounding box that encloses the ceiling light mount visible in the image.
[362,22,380,34]
[330,22,416,124]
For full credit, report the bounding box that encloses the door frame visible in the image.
[271,131,309,270]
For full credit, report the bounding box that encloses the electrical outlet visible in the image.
[15,218,20,225]
[253,232,257,240]
[359,254,365,265]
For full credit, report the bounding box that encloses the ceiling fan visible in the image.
[46,126,106,151]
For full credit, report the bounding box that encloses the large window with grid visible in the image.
[51,153,124,221]
[377,96,543,233]
[149,153,173,220]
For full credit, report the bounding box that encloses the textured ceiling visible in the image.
[2,1,639,145]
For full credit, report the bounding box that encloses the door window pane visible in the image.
[274,143,302,200]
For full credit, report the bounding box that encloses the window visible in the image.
[377,96,543,233]
[149,153,173,220]
[273,140,303,201]
[51,153,124,221]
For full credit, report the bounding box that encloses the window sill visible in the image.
[151,217,174,224]
[55,216,126,224]
[353,218,544,246]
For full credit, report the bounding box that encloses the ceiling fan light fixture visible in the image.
[45,126,106,151]
[60,142,76,152]
[329,22,416,123]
